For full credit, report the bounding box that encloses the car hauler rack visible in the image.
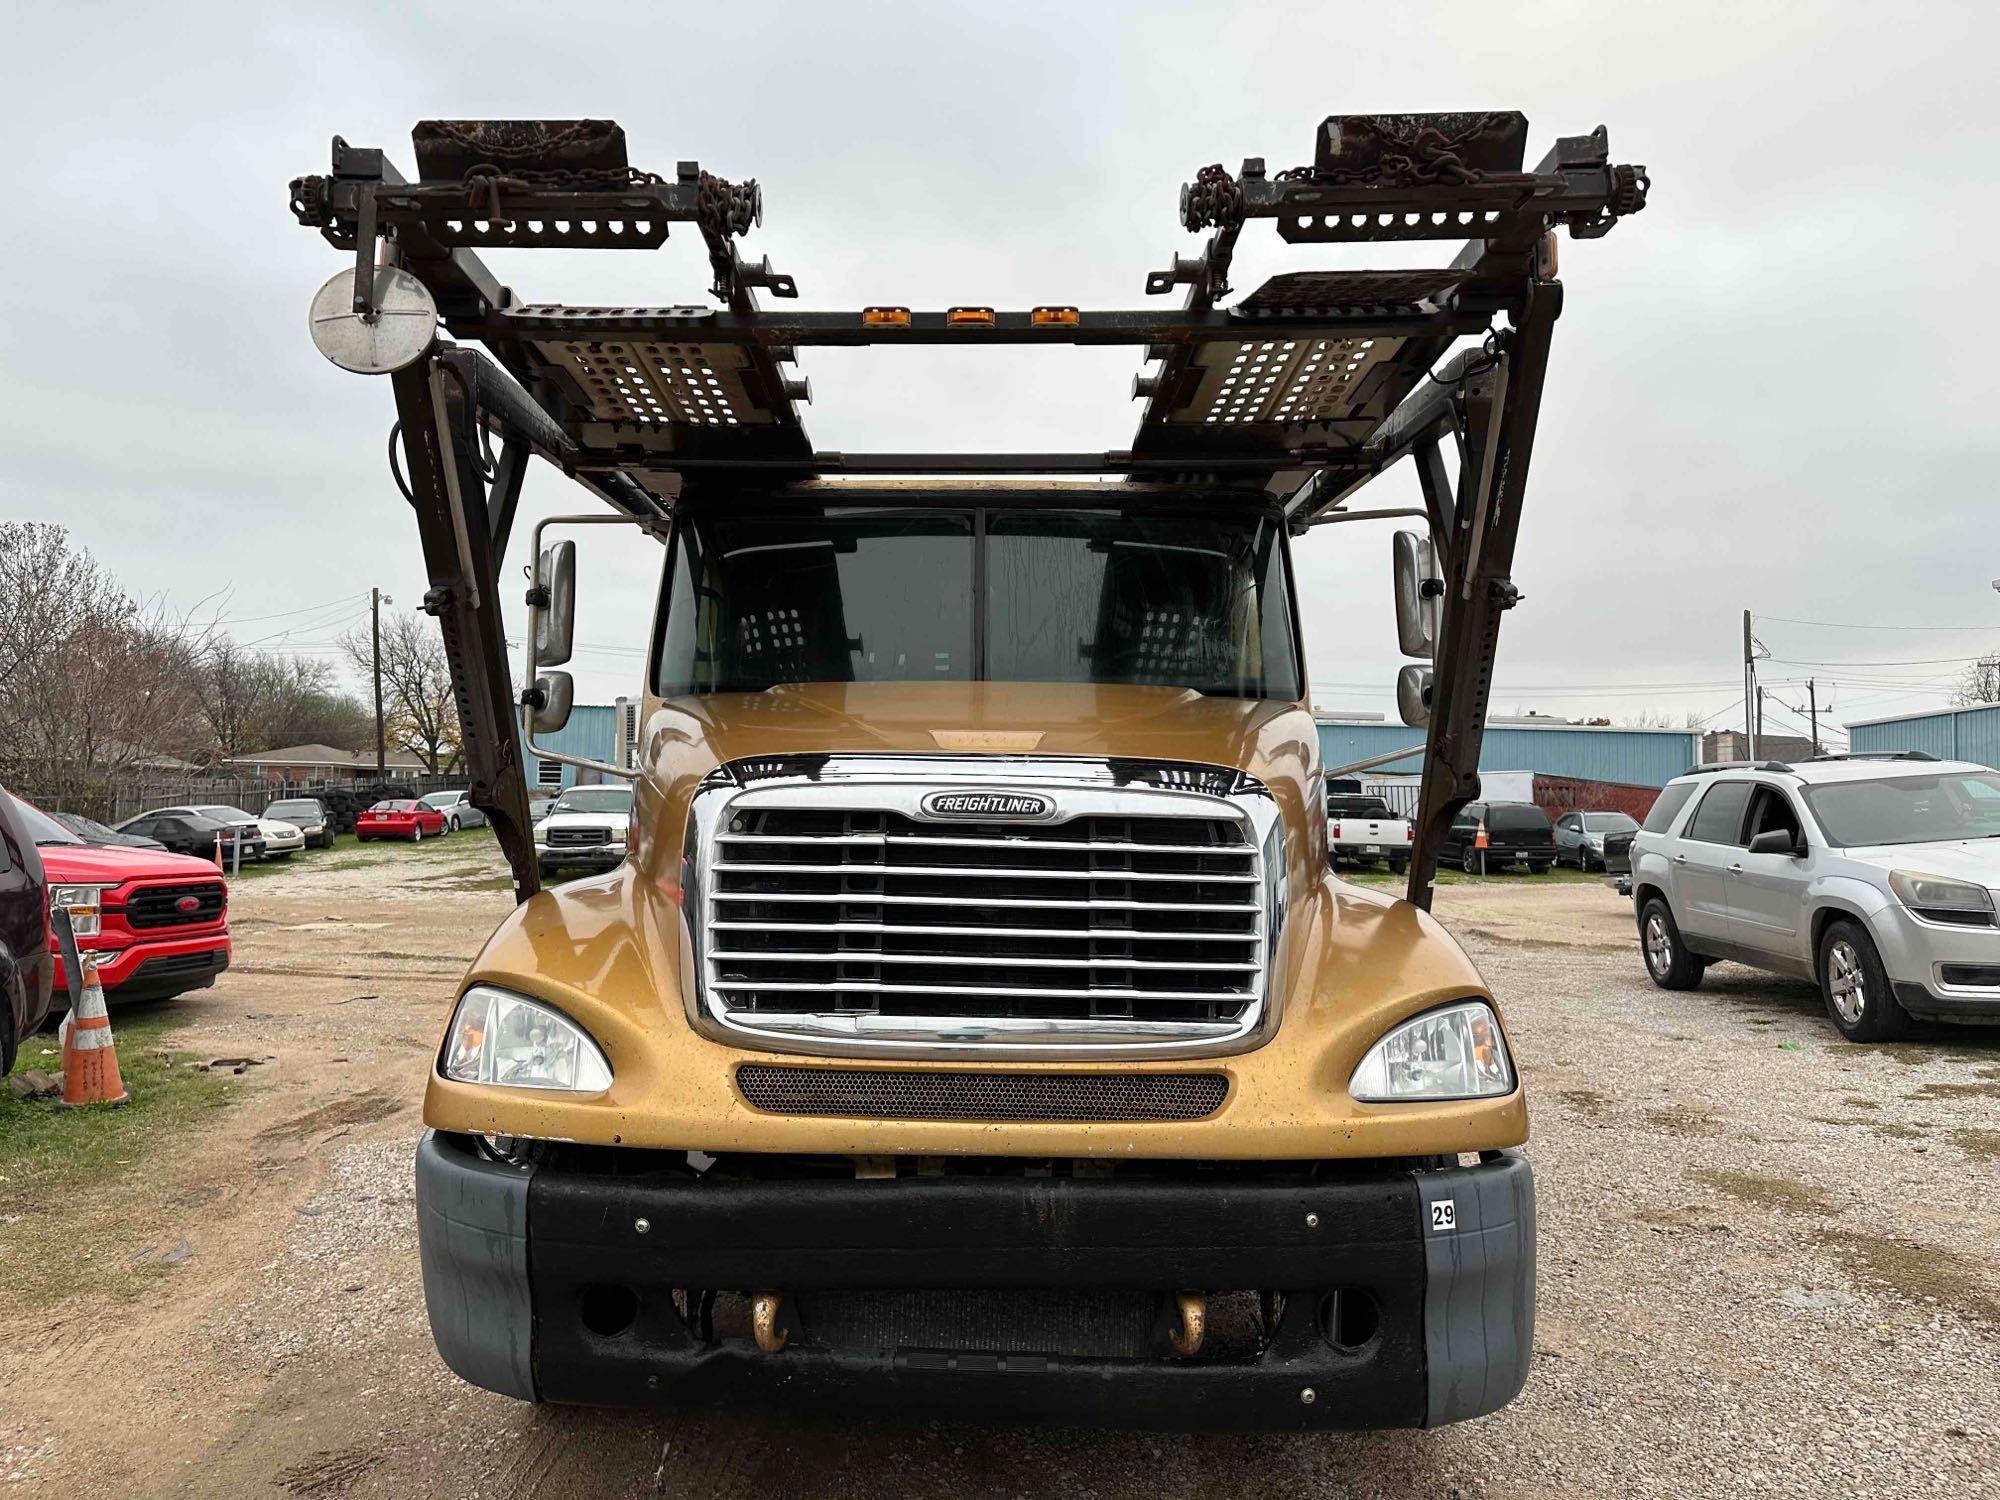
[289,112,1647,909]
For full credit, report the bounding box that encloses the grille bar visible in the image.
[711,921,1251,943]
[711,979,1254,1002]
[708,950,1257,972]
[713,861,1259,884]
[711,891,1257,913]
[736,1063,1230,1121]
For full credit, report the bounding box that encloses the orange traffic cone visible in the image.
[60,954,129,1108]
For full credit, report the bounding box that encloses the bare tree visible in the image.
[340,610,462,773]
[1621,708,1709,729]
[0,523,211,805]
[1953,656,2000,707]
[192,638,271,762]
[255,655,371,751]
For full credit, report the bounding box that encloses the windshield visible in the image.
[10,796,83,846]
[266,801,319,819]
[193,805,257,823]
[1583,813,1638,832]
[654,504,1300,700]
[1802,770,2000,847]
[553,787,633,815]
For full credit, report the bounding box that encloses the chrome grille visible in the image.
[546,824,614,847]
[690,762,1278,1058]
[736,1064,1229,1122]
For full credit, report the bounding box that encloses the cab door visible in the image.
[1674,780,1752,940]
[1726,785,1814,969]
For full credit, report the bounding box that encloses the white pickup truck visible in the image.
[1327,793,1414,873]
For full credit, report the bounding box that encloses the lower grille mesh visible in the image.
[736,1064,1228,1122]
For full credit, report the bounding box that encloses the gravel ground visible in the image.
[2,855,1997,1497]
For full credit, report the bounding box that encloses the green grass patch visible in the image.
[1,1008,236,1207]
[224,825,498,882]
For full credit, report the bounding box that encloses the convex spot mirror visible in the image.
[1396,665,1433,729]
[1392,530,1442,659]
[531,670,574,735]
[534,539,577,668]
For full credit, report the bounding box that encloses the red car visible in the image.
[11,796,231,1005]
[356,799,447,842]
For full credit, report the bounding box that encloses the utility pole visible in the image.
[1807,678,1819,754]
[371,587,392,778]
[1742,608,1757,760]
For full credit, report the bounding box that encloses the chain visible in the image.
[694,171,759,239]
[1275,112,1516,190]
[424,118,623,165]
[1180,163,1244,232]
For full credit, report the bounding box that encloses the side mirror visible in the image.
[1746,829,1805,858]
[533,539,576,667]
[1392,530,1442,658]
[530,670,574,734]
[1396,664,1433,728]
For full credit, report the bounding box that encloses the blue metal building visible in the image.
[525,703,621,789]
[1848,703,2000,768]
[1316,718,1700,789]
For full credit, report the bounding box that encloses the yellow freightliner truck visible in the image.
[289,111,1647,1428]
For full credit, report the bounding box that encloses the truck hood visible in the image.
[648,682,1314,779]
[38,843,225,885]
[1840,838,2000,886]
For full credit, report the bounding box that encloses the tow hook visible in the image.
[1169,1292,1206,1357]
[752,1292,788,1353]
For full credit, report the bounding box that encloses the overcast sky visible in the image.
[7,1,1998,749]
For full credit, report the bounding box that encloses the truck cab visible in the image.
[293,110,1646,1427]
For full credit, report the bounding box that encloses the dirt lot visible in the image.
[3,839,1997,1497]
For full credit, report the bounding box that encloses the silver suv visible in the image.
[1629,753,2000,1040]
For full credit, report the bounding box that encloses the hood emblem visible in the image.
[174,895,202,913]
[920,789,1055,821]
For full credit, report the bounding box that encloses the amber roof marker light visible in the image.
[861,306,911,328]
[946,306,996,327]
[1031,306,1081,327]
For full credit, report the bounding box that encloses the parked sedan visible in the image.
[47,810,166,851]
[114,811,264,861]
[356,799,447,842]
[1554,810,1640,871]
[419,790,486,832]
[263,797,336,850]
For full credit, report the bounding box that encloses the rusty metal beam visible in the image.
[1404,281,1562,910]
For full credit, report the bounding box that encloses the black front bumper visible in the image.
[415,1132,1534,1430]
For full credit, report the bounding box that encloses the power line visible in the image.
[1755,614,2000,632]
[1762,652,1993,669]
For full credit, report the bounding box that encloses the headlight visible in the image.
[1888,870,1996,926]
[50,885,108,938]
[1350,1000,1515,1102]
[441,985,613,1092]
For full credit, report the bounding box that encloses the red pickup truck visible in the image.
[11,796,232,1004]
